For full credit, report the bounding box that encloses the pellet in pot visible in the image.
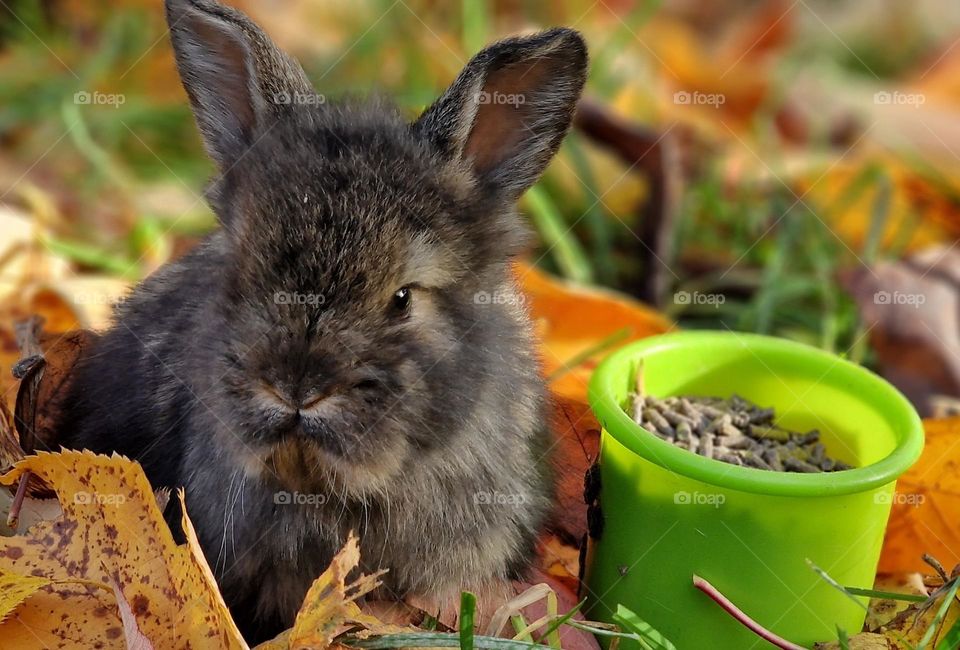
[762,448,784,471]
[749,407,776,425]
[718,453,743,466]
[783,457,820,473]
[699,433,714,458]
[742,451,773,470]
[627,392,851,473]
[720,422,745,439]
[643,408,674,436]
[662,408,695,428]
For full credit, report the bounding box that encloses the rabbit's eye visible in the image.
[391,286,412,313]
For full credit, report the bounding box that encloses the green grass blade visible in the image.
[612,604,677,650]
[564,134,616,284]
[43,236,141,280]
[536,599,586,645]
[837,627,851,650]
[864,172,892,263]
[343,632,546,649]
[510,614,529,640]
[918,578,960,650]
[547,327,632,383]
[460,591,477,650]
[936,613,960,650]
[807,560,870,612]
[842,587,928,603]
[525,185,594,284]
[461,0,490,53]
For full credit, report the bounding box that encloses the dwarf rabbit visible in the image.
[60,0,587,642]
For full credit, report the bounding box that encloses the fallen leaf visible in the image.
[255,534,407,650]
[14,323,98,456]
[880,417,960,575]
[815,632,892,649]
[108,574,156,650]
[0,451,248,649]
[516,260,673,406]
[0,569,53,624]
[866,572,929,631]
[843,245,960,416]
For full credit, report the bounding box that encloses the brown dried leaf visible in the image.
[13,319,97,456]
[843,246,960,417]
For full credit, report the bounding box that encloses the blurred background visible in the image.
[2,0,960,416]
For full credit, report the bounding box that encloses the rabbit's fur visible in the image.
[61,0,586,642]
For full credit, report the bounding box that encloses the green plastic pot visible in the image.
[583,331,924,649]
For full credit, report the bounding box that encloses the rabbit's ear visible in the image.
[414,28,587,199]
[165,0,312,169]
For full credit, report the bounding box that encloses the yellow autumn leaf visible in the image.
[0,450,247,650]
[254,534,407,650]
[0,569,53,624]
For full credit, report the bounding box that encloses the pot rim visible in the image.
[588,331,925,497]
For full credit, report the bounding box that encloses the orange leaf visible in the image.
[879,417,960,574]
[515,260,672,405]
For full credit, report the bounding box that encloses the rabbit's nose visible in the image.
[256,379,298,412]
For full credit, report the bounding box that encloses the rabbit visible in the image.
[59,0,587,643]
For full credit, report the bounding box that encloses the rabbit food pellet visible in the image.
[628,393,853,473]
